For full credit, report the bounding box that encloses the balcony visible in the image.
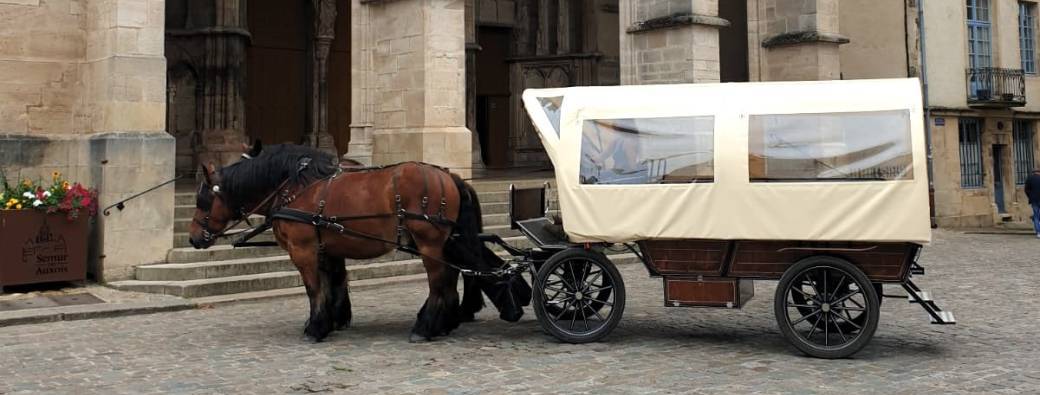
[966,67,1027,108]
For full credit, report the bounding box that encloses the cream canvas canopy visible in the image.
[521,78,931,244]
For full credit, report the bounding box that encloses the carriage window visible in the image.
[580,116,714,184]
[537,96,564,137]
[749,110,913,182]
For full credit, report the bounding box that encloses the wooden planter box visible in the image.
[0,210,88,288]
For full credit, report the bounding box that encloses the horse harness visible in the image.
[226,159,509,277]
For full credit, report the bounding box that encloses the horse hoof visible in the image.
[459,313,476,323]
[409,333,431,343]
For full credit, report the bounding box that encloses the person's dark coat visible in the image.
[1026,172,1040,205]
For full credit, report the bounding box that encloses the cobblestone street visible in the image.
[1,230,1038,394]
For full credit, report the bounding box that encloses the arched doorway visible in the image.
[165,0,352,176]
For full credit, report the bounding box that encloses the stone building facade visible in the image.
[3,0,1038,281]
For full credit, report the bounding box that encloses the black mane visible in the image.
[199,144,339,216]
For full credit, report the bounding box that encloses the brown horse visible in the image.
[188,143,526,342]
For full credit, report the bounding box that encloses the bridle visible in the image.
[194,177,295,245]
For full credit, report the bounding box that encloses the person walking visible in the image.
[1026,168,1040,238]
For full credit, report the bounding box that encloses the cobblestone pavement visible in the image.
[1,230,1038,394]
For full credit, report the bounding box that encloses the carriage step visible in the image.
[929,311,956,325]
[908,290,932,303]
[909,261,925,275]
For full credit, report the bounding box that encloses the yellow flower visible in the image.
[52,171,61,180]
[15,204,22,209]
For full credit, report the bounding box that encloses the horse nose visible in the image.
[188,236,201,249]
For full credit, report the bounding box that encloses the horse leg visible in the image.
[410,252,462,342]
[290,251,335,342]
[325,256,352,330]
[459,275,485,323]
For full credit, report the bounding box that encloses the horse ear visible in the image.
[249,139,263,157]
[202,163,219,185]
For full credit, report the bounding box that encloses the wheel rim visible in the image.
[540,257,617,336]
[782,265,871,350]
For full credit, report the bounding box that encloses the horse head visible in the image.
[188,162,235,249]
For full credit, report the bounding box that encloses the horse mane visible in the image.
[216,144,339,215]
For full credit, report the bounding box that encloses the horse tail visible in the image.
[444,173,530,323]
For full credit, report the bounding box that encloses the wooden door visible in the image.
[246,1,309,145]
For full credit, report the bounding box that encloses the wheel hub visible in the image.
[821,303,831,313]
[575,292,585,301]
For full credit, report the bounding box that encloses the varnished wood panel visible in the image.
[727,240,916,282]
[664,277,754,308]
[639,240,729,275]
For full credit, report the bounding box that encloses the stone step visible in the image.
[166,235,536,264]
[117,252,639,298]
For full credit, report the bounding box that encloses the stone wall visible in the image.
[838,0,909,80]
[0,0,172,282]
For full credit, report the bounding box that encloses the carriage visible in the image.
[480,78,954,359]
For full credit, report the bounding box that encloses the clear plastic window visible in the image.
[749,110,913,182]
[537,96,564,137]
[580,116,714,184]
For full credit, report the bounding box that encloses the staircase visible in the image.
[109,177,583,298]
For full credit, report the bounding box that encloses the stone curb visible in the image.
[0,274,431,328]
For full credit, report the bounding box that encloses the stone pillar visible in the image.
[466,0,484,169]
[304,0,339,154]
[84,0,174,281]
[366,0,472,178]
[748,0,848,82]
[619,0,729,85]
[193,0,250,168]
[344,0,374,165]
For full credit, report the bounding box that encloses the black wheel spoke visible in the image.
[806,314,824,339]
[580,302,590,332]
[788,304,818,309]
[790,309,821,326]
[791,287,820,303]
[585,285,613,294]
[545,287,574,296]
[587,270,604,288]
[553,299,574,321]
[832,289,862,305]
[832,275,847,298]
[831,305,865,312]
[591,303,606,321]
[832,314,848,343]
[832,311,863,330]
[824,312,830,346]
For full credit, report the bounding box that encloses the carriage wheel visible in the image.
[533,248,625,344]
[774,256,879,359]
[790,279,882,334]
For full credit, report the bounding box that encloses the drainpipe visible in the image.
[917,0,938,228]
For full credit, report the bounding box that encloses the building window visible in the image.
[959,118,985,188]
[1014,120,1036,185]
[968,0,993,69]
[1021,2,1037,74]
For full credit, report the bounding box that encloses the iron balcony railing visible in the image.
[966,67,1027,107]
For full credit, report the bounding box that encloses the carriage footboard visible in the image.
[901,277,956,325]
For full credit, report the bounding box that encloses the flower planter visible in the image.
[0,210,88,288]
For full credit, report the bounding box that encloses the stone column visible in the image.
[748,0,848,82]
[344,0,374,165]
[304,0,339,153]
[193,0,250,168]
[366,0,473,178]
[619,0,729,85]
[84,0,174,281]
